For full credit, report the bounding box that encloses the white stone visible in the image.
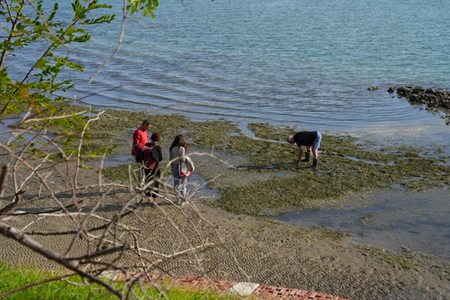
[227,282,259,296]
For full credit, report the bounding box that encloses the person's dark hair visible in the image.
[151,132,161,142]
[169,134,189,151]
[142,119,151,126]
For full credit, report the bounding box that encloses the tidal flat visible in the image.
[9,105,448,217]
[3,106,450,299]
[88,109,450,216]
[87,108,450,262]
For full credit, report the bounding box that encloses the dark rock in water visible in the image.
[409,94,419,103]
[387,86,399,93]
[426,88,437,95]
[368,86,379,91]
[412,86,426,94]
[388,85,450,125]
[388,85,450,109]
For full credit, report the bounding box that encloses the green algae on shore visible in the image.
[73,110,449,217]
[356,245,417,270]
[209,123,449,216]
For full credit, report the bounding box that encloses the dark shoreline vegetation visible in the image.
[39,106,448,217]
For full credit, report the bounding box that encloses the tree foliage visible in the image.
[0,0,162,160]
[0,0,157,125]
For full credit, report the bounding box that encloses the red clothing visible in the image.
[131,127,149,156]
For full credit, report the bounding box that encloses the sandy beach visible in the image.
[0,159,449,300]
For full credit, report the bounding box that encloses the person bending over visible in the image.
[287,131,322,168]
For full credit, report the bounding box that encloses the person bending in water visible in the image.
[286,131,322,168]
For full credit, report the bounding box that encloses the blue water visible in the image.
[6,0,450,140]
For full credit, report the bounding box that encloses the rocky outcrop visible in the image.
[388,85,450,125]
[388,85,450,109]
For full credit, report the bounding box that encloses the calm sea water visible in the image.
[7,0,450,141]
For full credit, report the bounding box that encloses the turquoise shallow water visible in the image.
[5,0,450,139]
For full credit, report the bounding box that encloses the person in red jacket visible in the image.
[131,119,151,156]
[132,119,151,189]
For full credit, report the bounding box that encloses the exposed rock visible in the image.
[388,85,450,125]
[387,86,399,93]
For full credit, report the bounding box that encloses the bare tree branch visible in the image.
[16,110,88,126]
[0,165,9,199]
[74,109,105,188]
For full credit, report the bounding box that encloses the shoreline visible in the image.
[74,85,450,154]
